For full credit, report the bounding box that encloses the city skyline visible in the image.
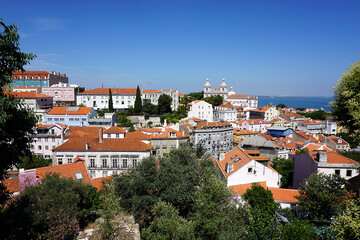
[2,0,360,96]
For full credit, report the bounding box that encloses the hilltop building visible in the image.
[11,71,68,88]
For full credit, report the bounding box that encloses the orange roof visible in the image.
[151,129,188,139]
[302,143,332,152]
[309,151,359,165]
[92,176,113,191]
[79,88,137,95]
[47,107,93,115]
[66,127,102,139]
[214,147,253,178]
[141,128,163,133]
[142,89,159,93]
[12,71,50,79]
[295,131,318,142]
[34,159,92,185]
[53,137,151,152]
[284,143,296,149]
[218,102,234,108]
[127,130,152,140]
[179,93,184,97]
[244,150,260,155]
[327,136,349,145]
[229,182,299,203]
[2,178,20,194]
[299,119,321,124]
[10,92,52,99]
[233,129,256,135]
[104,126,126,134]
[187,100,202,105]
[229,181,267,194]
[196,121,231,130]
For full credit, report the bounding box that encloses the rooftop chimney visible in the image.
[99,127,103,143]
[316,150,327,163]
[85,142,89,150]
[219,151,225,161]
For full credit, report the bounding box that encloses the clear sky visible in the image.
[2,0,360,96]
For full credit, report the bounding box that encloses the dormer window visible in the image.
[75,172,83,180]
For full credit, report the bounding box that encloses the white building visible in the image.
[213,102,237,122]
[187,100,213,122]
[11,92,53,122]
[52,127,151,178]
[77,88,137,110]
[142,89,179,111]
[227,94,258,109]
[214,147,281,188]
[297,119,337,135]
[203,78,228,100]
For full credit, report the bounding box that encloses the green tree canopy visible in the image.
[0,19,37,204]
[331,199,360,240]
[17,154,52,169]
[203,95,224,107]
[296,172,350,223]
[331,60,360,142]
[134,85,142,113]
[158,94,172,114]
[108,88,114,112]
[271,157,294,188]
[142,101,158,115]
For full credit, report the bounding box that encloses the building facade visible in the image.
[192,121,233,157]
[45,107,97,127]
[187,100,214,122]
[203,78,228,99]
[142,89,179,111]
[213,102,237,122]
[12,71,68,88]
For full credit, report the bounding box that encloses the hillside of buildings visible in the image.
[2,18,360,239]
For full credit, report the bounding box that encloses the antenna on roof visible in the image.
[102,82,104,88]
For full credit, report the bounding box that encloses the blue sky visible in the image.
[2,0,360,96]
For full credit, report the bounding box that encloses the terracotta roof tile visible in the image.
[2,178,19,194]
[34,159,92,185]
[104,126,126,133]
[327,136,349,145]
[48,107,93,115]
[79,88,136,95]
[10,92,52,99]
[92,176,113,191]
[196,121,231,130]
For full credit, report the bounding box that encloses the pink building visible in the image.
[42,82,76,106]
[31,123,69,159]
[231,119,272,133]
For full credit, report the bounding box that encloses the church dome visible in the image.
[204,78,211,88]
[228,87,235,96]
[220,78,227,88]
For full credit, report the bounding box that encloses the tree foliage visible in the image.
[180,91,203,105]
[0,173,99,239]
[0,18,37,204]
[331,199,360,240]
[296,172,350,223]
[271,157,294,188]
[134,85,142,113]
[203,95,224,107]
[17,154,52,169]
[300,110,328,120]
[142,101,158,115]
[331,60,360,142]
[158,94,172,114]
[108,88,114,112]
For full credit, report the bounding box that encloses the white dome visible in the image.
[220,78,227,88]
[228,87,235,96]
[204,78,211,88]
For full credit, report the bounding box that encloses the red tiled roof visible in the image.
[104,126,126,133]
[10,92,52,99]
[66,127,102,139]
[34,159,92,185]
[53,137,151,152]
[142,89,159,93]
[2,178,19,194]
[151,129,188,139]
[233,129,256,135]
[127,130,152,140]
[79,88,137,95]
[309,151,359,165]
[218,102,234,108]
[327,136,349,145]
[229,182,299,203]
[47,107,93,115]
[187,100,202,105]
[196,121,231,130]
[12,71,50,79]
[92,176,113,191]
[302,143,332,152]
[227,94,256,100]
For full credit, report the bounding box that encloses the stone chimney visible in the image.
[219,151,225,161]
[99,127,103,143]
[316,150,327,163]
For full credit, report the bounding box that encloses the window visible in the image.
[248,167,253,173]
[347,170,352,177]
[67,158,72,163]
[52,138,55,142]
[112,158,118,168]
[90,158,95,167]
[58,158,63,165]
[102,171,108,177]
[335,170,340,175]
[45,146,49,150]
[45,138,48,142]
[116,134,119,138]
[133,158,138,167]
[107,134,111,138]
[122,159,128,169]
[38,145,42,150]
[75,172,83,180]
[90,171,95,177]
[102,159,107,167]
